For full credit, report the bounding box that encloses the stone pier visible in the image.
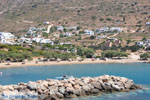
[0,75,141,100]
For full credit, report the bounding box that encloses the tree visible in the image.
[22,52,33,61]
[142,37,147,41]
[90,35,96,40]
[77,26,82,30]
[129,45,140,52]
[91,16,97,21]
[140,53,150,60]
[8,52,25,62]
[127,40,131,44]
[101,50,128,58]
[42,32,49,37]
[77,47,94,58]
[99,18,104,21]
[59,53,73,61]
[106,18,112,21]
[43,52,53,60]
[0,51,7,63]
[63,28,67,32]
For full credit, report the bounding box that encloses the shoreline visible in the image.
[0,59,145,69]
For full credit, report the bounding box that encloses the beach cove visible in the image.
[0,58,144,69]
[0,63,150,100]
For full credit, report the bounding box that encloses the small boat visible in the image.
[0,72,3,75]
[55,75,74,80]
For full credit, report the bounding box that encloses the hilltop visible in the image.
[0,0,150,39]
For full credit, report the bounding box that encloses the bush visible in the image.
[99,18,104,21]
[77,47,94,58]
[101,50,128,58]
[140,53,150,60]
[0,50,7,62]
[90,35,96,40]
[106,18,112,21]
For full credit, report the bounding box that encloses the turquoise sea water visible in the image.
[0,63,150,100]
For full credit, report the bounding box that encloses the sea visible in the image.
[0,63,150,100]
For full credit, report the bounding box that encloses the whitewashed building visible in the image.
[110,27,122,32]
[57,26,64,31]
[20,37,32,44]
[136,41,144,47]
[84,30,95,35]
[32,37,54,45]
[96,27,122,34]
[64,32,72,37]
[0,32,15,39]
[0,32,15,44]
[96,35,107,39]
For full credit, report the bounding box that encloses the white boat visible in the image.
[55,75,74,80]
[0,72,3,75]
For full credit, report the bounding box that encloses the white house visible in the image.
[110,27,122,32]
[136,41,144,47]
[0,32,15,45]
[96,27,122,34]
[0,32,15,40]
[84,30,95,35]
[40,39,54,45]
[57,26,64,31]
[64,32,72,37]
[0,39,6,44]
[20,37,32,44]
[65,26,77,31]
[32,37,54,45]
[96,35,107,39]
[146,22,150,26]
[26,27,37,36]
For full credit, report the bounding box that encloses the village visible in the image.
[0,21,127,47]
[0,21,150,50]
[0,20,150,64]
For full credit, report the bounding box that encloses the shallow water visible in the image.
[0,63,150,100]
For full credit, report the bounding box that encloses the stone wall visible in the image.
[0,75,141,100]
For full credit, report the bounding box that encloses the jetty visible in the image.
[0,75,141,100]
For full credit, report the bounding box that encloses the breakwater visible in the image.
[0,75,140,100]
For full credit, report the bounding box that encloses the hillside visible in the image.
[0,0,150,39]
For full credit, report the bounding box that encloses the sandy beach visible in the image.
[0,58,144,69]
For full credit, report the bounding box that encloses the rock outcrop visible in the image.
[0,75,141,100]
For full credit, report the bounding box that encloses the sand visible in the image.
[0,58,144,69]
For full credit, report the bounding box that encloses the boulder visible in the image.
[73,84,81,89]
[90,88,100,94]
[58,87,65,94]
[112,84,121,91]
[64,83,72,88]
[27,82,37,90]
[39,94,47,100]
[90,82,102,90]
[82,85,90,92]
[55,92,64,99]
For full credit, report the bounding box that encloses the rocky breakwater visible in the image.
[0,75,141,100]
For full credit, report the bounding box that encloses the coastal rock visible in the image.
[0,75,141,100]
[82,85,91,92]
[55,92,64,99]
[90,81,102,90]
[58,87,65,94]
[73,89,82,96]
[64,83,72,88]
[112,84,121,91]
[39,94,47,100]
[27,82,37,90]
[90,88,100,94]
[73,84,81,89]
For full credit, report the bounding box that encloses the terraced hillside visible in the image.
[0,0,150,39]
